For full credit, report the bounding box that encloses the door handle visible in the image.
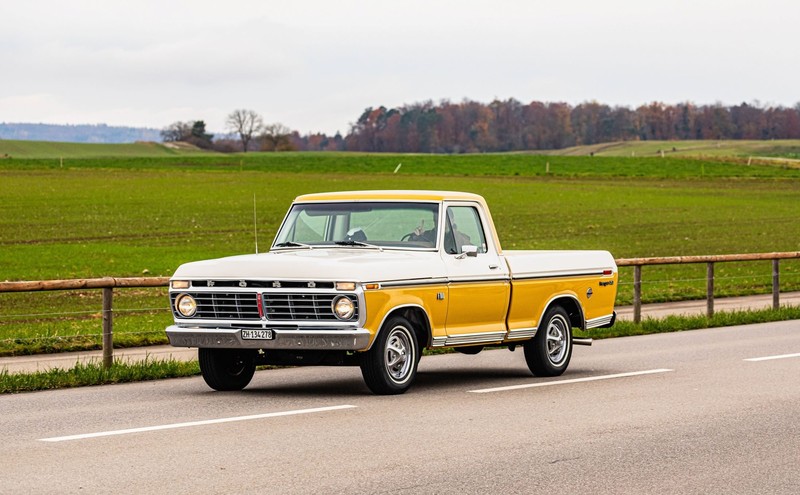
[489,264,499,270]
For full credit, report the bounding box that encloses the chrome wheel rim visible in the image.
[384,326,413,383]
[545,315,569,365]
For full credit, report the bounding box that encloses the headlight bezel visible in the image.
[175,293,198,317]
[332,295,356,320]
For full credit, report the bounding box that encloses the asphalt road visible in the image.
[1,321,799,494]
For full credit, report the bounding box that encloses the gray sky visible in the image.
[1,0,798,135]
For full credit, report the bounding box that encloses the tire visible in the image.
[198,348,256,391]
[524,306,573,377]
[360,316,420,395]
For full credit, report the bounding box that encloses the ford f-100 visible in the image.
[166,190,618,394]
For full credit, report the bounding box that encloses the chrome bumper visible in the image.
[165,325,372,351]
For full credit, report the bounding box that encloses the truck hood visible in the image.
[172,248,443,284]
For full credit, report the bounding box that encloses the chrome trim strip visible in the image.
[512,270,605,281]
[376,276,511,288]
[431,331,506,347]
[447,276,511,284]
[585,314,614,329]
[378,278,449,288]
[506,327,538,340]
[172,318,359,329]
[166,326,371,351]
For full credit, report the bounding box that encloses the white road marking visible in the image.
[39,404,357,443]
[744,352,800,362]
[468,369,674,394]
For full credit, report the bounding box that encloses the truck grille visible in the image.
[171,292,358,322]
[263,293,358,321]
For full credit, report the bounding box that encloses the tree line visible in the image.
[165,100,800,153]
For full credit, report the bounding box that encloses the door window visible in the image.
[444,206,487,254]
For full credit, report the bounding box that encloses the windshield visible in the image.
[273,202,440,250]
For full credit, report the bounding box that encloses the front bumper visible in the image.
[166,325,372,351]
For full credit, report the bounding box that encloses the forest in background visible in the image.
[291,100,800,153]
[4,100,800,153]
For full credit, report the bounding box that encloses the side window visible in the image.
[444,206,487,255]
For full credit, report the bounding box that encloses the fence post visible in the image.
[706,262,714,318]
[102,287,113,368]
[633,265,642,324]
[773,259,780,310]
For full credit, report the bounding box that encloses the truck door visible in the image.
[441,203,510,338]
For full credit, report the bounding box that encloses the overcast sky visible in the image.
[1,0,798,135]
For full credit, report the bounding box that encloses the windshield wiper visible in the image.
[334,240,383,251]
[273,241,313,249]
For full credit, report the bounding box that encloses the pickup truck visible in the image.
[166,190,618,394]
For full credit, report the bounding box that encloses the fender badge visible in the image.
[586,288,593,299]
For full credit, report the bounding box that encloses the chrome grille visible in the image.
[263,293,358,321]
[171,291,358,322]
[172,292,259,320]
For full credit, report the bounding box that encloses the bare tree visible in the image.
[161,121,193,142]
[226,109,264,152]
[260,122,293,151]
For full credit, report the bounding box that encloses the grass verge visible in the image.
[578,305,800,339]
[0,358,199,394]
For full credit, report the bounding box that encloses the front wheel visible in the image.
[524,306,573,376]
[198,348,256,391]
[360,316,420,395]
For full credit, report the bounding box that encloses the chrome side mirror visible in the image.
[461,245,478,258]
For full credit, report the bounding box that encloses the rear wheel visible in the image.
[360,316,420,395]
[198,348,256,391]
[524,306,572,376]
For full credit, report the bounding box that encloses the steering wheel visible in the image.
[401,232,416,241]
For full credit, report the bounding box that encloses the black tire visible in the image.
[524,306,573,377]
[198,348,256,391]
[360,316,420,395]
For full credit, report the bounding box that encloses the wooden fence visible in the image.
[616,252,800,323]
[1,251,799,367]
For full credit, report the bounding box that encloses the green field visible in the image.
[1,146,799,356]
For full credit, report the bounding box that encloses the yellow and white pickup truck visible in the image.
[166,190,617,394]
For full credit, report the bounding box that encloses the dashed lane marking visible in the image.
[468,369,674,394]
[744,352,800,362]
[39,404,357,443]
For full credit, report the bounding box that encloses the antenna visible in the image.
[253,193,259,254]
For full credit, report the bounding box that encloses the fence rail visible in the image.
[616,251,800,323]
[1,251,799,367]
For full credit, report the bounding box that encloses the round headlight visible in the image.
[176,294,197,317]
[332,296,355,320]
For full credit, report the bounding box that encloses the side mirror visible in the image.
[462,245,478,257]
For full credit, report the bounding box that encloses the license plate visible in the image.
[241,329,274,340]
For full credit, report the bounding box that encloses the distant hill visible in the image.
[0,139,211,159]
[0,123,162,144]
[530,139,800,158]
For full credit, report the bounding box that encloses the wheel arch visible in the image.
[368,304,432,352]
[538,294,585,331]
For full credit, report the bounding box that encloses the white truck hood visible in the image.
[172,248,444,284]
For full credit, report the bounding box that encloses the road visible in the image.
[1,321,799,494]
